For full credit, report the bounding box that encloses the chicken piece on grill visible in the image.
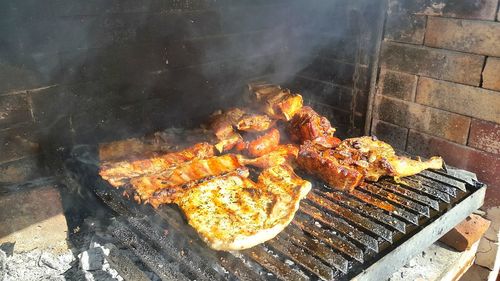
[174,164,311,251]
[99,142,214,187]
[289,106,339,148]
[130,154,244,202]
[241,144,299,169]
[334,136,444,181]
[210,108,246,153]
[236,113,273,132]
[297,141,364,191]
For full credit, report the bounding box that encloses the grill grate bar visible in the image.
[300,201,379,252]
[243,246,308,281]
[419,170,467,191]
[409,175,457,197]
[294,216,364,262]
[350,189,419,225]
[282,225,350,274]
[374,181,440,211]
[397,178,452,203]
[307,192,394,242]
[359,183,430,217]
[267,234,336,280]
[315,189,406,234]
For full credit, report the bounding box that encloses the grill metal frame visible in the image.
[66,145,486,281]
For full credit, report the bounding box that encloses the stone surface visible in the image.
[375,95,471,144]
[476,238,499,270]
[415,0,499,20]
[406,130,500,207]
[483,57,500,91]
[381,41,484,86]
[416,77,500,123]
[378,68,417,101]
[390,241,479,281]
[426,17,500,57]
[484,207,500,242]
[0,185,68,253]
[468,119,500,154]
[0,157,44,185]
[371,119,409,151]
[439,214,491,251]
[0,124,40,164]
[0,94,32,128]
[460,264,493,281]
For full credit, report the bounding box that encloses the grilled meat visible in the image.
[99,142,214,187]
[210,108,246,153]
[242,144,299,169]
[334,136,443,181]
[175,164,311,251]
[248,83,303,121]
[289,106,339,148]
[148,168,250,208]
[247,128,280,157]
[130,154,244,202]
[297,141,364,191]
[236,114,273,132]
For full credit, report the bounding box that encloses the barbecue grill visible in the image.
[66,144,486,281]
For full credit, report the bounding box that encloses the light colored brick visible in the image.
[416,77,500,123]
[378,69,417,101]
[483,57,500,91]
[375,95,471,144]
[468,119,500,154]
[381,41,484,86]
[425,17,500,57]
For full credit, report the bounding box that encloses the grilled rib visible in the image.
[131,154,244,202]
[241,144,299,169]
[236,114,273,132]
[99,142,214,187]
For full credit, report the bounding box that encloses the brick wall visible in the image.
[371,0,500,207]
[0,0,383,185]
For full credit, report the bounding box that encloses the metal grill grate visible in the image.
[67,147,485,281]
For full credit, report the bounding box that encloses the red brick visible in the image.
[378,69,417,101]
[439,214,491,251]
[425,17,500,57]
[374,95,471,144]
[385,13,426,44]
[469,119,500,154]
[483,57,500,91]
[371,119,409,151]
[406,130,500,206]
[381,41,484,86]
[416,0,499,20]
[416,77,500,123]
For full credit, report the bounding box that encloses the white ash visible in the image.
[1,248,74,281]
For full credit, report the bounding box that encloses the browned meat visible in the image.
[130,154,245,202]
[248,83,303,121]
[289,106,339,148]
[247,128,281,157]
[297,141,364,191]
[242,144,299,169]
[236,114,273,132]
[334,136,443,181]
[209,108,246,153]
[99,142,215,187]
